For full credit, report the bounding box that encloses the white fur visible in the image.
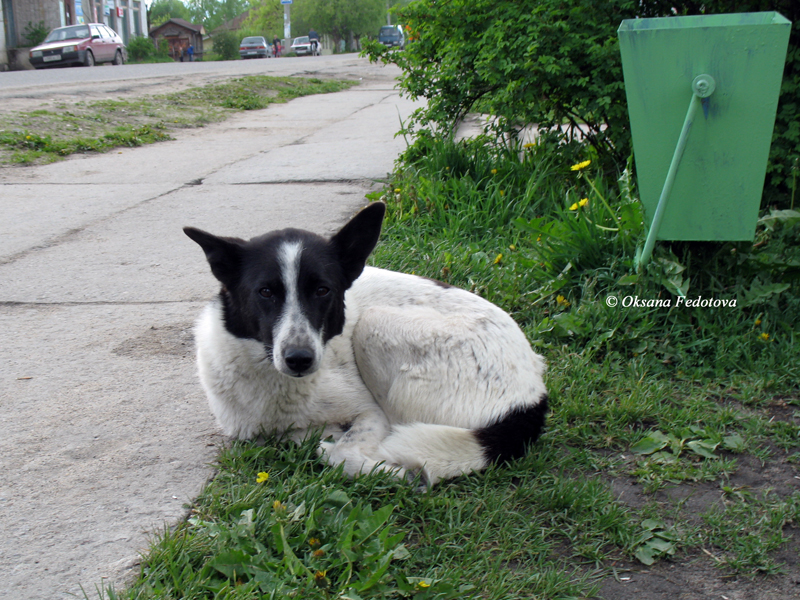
[195,266,547,485]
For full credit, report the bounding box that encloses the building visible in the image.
[149,18,204,62]
[1,0,147,70]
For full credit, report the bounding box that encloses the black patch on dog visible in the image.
[475,396,549,464]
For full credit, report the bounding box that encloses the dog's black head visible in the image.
[184,203,386,377]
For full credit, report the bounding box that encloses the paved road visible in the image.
[0,55,414,599]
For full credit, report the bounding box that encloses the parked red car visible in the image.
[29,23,127,69]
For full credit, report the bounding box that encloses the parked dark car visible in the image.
[378,25,404,49]
[29,23,126,68]
[239,36,273,59]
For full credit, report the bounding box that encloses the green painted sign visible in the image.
[618,12,791,243]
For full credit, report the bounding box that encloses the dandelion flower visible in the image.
[570,159,591,171]
[493,253,503,265]
[523,142,536,149]
[394,188,402,193]
[309,537,321,548]
[273,500,285,511]
[417,581,431,589]
[509,244,516,250]
[579,198,589,207]
[26,135,32,140]
[755,319,762,326]
[491,168,498,175]
[556,295,571,307]
[256,472,269,483]
[313,549,325,557]
[499,190,505,197]
[760,332,770,341]
[569,202,579,211]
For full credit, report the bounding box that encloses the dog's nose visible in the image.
[284,348,314,374]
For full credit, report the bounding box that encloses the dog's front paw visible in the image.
[317,440,336,462]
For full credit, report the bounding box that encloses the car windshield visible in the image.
[294,36,309,44]
[44,25,90,43]
[242,37,263,44]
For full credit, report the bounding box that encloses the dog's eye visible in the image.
[315,286,330,297]
[259,288,274,299]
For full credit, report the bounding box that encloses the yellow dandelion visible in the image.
[26,135,32,140]
[760,332,770,341]
[256,472,269,483]
[570,159,591,171]
[273,500,285,511]
[569,202,579,211]
[417,581,431,589]
[523,142,536,149]
[491,168,498,175]
[309,537,321,548]
[537,235,542,243]
[509,244,516,250]
[755,318,762,326]
[556,295,571,307]
[493,253,503,265]
[499,190,505,197]
[394,188,401,193]
[579,198,589,207]
[445,166,450,170]
[312,549,325,557]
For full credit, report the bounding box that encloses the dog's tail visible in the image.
[378,396,548,486]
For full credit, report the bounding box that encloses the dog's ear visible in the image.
[329,203,386,285]
[184,227,243,289]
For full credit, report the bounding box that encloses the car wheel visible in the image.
[112,50,123,65]
[84,50,95,67]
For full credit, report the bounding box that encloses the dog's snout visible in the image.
[284,348,315,374]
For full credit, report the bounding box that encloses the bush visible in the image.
[212,30,240,61]
[363,0,799,206]
[22,21,49,46]
[127,36,157,61]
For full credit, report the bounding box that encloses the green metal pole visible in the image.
[636,74,716,272]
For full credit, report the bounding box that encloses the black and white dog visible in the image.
[184,203,548,486]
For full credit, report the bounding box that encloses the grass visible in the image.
[68,114,798,596]
[0,76,357,165]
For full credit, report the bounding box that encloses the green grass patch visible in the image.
[0,76,356,165]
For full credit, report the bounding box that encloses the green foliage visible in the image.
[364,0,800,205]
[211,30,240,61]
[242,0,283,39]
[186,0,251,31]
[22,20,49,46]
[294,0,386,48]
[126,36,157,62]
[148,0,192,27]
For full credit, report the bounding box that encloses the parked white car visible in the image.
[291,36,320,56]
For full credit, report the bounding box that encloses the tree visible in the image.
[148,0,192,28]
[294,0,385,49]
[243,0,283,38]
[186,0,252,31]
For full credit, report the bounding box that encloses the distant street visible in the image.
[0,54,388,113]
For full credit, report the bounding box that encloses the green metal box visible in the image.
[618,12,791,242]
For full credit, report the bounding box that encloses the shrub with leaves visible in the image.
[22,21,49,47]
[364,0,800,205]
[211,30,240,61]
[126,36,157,62]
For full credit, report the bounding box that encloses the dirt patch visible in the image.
[112,323,195,360]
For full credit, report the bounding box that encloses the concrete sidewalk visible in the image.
[0,61,413,599]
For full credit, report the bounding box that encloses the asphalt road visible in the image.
[0,54,415,599]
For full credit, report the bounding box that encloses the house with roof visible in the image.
[149,18,204,61]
